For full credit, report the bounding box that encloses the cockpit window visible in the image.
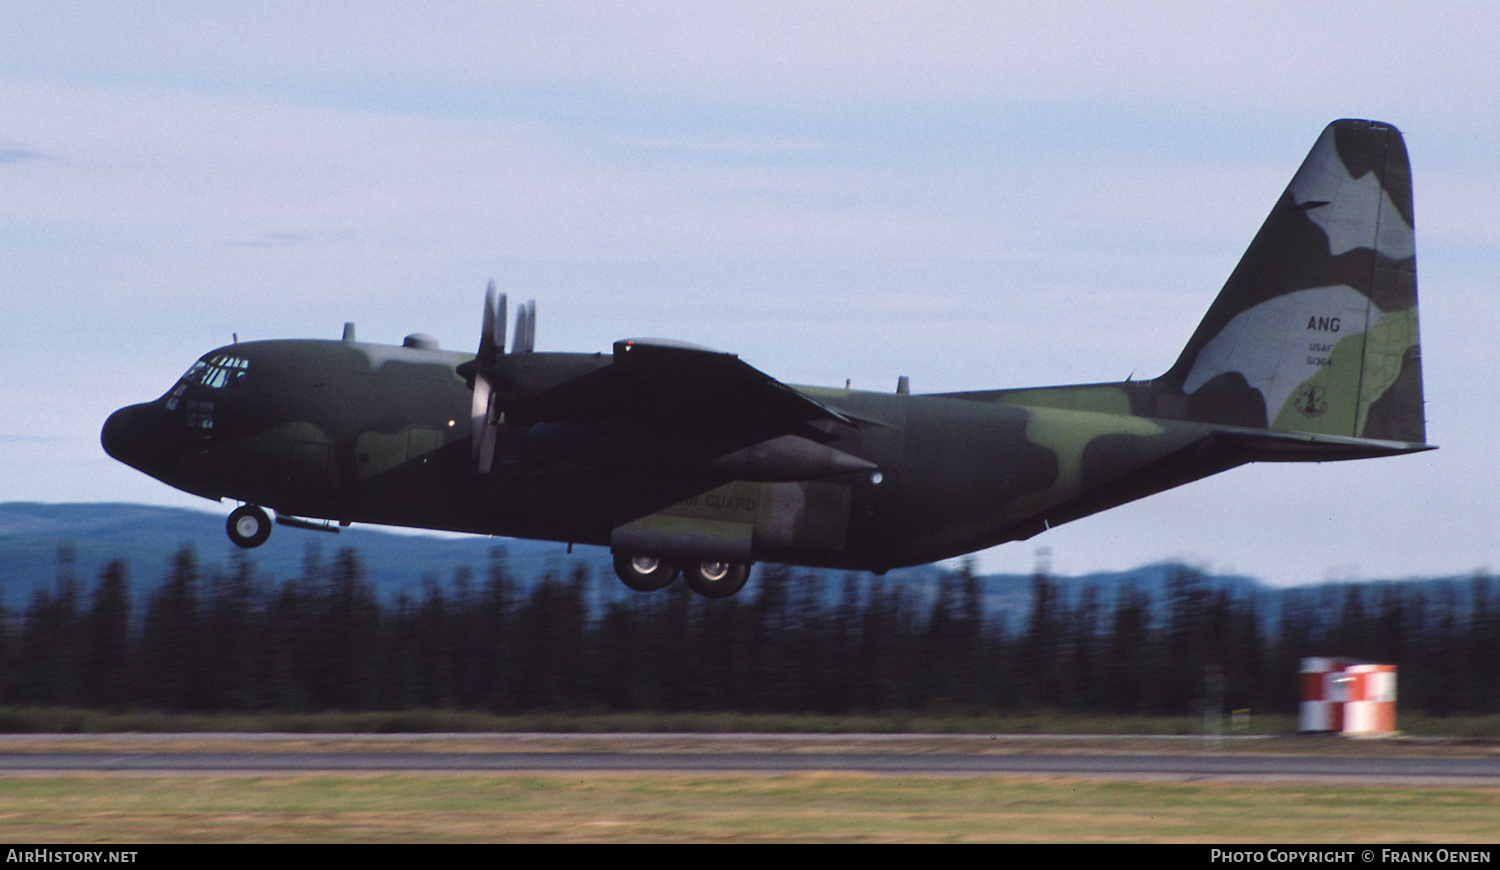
[192,355,250,389]
[163,355,249,411]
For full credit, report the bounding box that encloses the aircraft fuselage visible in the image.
[102,336,1245,572]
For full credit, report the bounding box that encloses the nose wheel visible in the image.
[227,504,272,548]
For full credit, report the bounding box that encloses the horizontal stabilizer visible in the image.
[1213,427,1435,462]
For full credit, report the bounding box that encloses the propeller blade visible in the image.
[494,285,507,354]
[472,282,507,472]
[511,299,536,354]
[477,280,507,362]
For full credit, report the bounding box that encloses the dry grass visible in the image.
[0,773,1494,843]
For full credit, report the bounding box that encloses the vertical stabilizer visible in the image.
[1161,120,1425,444]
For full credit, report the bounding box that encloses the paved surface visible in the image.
[0,735,1496,783]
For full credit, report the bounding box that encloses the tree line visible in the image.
[3,545,1496,716]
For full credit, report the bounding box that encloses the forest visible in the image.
[4,544,1497,717]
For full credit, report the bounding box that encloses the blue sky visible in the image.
[2,2,1497,584]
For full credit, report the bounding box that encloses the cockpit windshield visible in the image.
[164,354,250,410]
[191,355,250,389]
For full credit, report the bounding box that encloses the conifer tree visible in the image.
[80,560,131,710]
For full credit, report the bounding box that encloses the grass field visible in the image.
[0,773,1494,843]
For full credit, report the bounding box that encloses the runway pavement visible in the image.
[0,734,1496,783]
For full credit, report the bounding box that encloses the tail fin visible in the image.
[1159,119,1426,444]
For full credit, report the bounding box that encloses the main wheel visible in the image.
[613,552,678,592]
[226,504,272,548]
[682,561,751,598]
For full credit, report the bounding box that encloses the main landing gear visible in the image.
[226,504,272,548]
[613,553,677,592]
[612,553,752,599]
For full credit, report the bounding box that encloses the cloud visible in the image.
[230,230,314,248]
[0,146,47,164]
[0,434,68,444]
[4,3,1499,122]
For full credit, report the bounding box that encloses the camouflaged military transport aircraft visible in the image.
[102,119,1432,598]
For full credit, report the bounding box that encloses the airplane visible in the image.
[102,119,1431,599]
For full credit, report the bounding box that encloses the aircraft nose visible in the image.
[101,404,147,466]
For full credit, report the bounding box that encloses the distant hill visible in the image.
[2,503,1480,625]
[0,501,609,607]
[0,502,946,609]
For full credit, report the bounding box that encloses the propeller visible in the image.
[470,281,536,474]
[471,281,506,473]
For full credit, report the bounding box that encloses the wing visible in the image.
[481,339,879,481]
[503,338,860,428]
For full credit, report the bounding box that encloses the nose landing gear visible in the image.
[226,504,272,548]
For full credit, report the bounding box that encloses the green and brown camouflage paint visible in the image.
[103,120,1432,583]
